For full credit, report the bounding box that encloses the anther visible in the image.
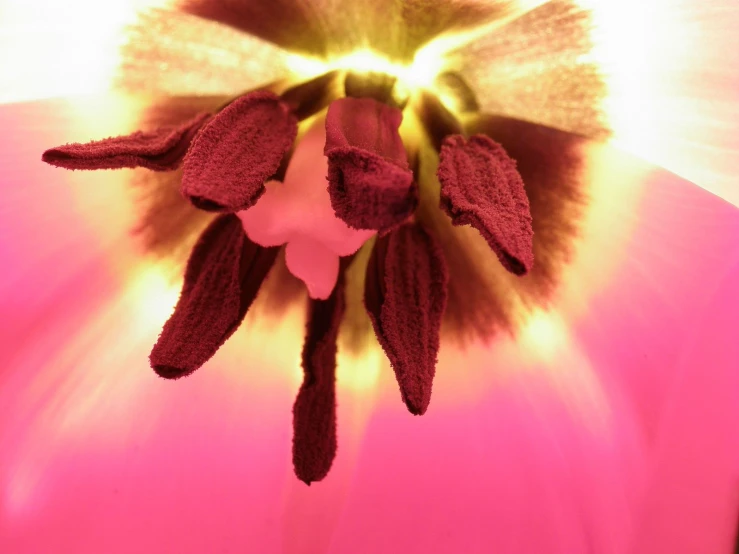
[150,214,279,379]
[181,90,298,213]
[364,223,449,415]
[437,134,534,275]
[42,112,211,171]
[293,270,346,484]
[324,97,418,231]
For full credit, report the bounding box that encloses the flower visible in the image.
[2,0,739,552]
[41,1,543,483]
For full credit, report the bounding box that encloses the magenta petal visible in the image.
[324,97,417,231]
[42,112,211,171]
[150,215,278,379]
[7,99,739,554]
[631,265,739,553]
[437,134,534,275]
[181,90,297,212]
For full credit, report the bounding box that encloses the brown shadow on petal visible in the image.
[418,114,590,346]
[470,115,590,306]
[179,0,331,57]
[130,97,229,269]
[131,168,213,266]
[250,248,309,321]
[393,0,511,61]
[179,0,512,62]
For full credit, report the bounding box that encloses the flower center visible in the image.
[42,51,536,484]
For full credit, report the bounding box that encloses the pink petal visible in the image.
[631,266,739,553]
[324,159,739,554]
[3,99,739,553]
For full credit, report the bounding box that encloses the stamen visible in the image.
[437,134,534,275]
[150,214,278,379]
[181,90,297,213]
[364,223,449,415]
[42,112,210,171]
[292,274,346,484]
[324,97,418,231]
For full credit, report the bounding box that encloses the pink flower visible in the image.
[1,0,738,552]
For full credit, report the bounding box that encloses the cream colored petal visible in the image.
[441,1,609,138]
[118,8,293,96]
[444,0,739,205]
[584,0,739,206]
[0,0,167,103]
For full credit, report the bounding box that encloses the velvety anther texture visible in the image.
[365,224,449,415]
[42,112,211,171]
[181,90,297,212]
[150,214,278,379]
[437,134,534,275]
[292,274,346,484]
[324,97,417,231]
[238,119,374,300]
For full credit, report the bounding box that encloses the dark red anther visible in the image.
[150,214,278,379]
[364,224,449,415]
[324,97,417,231]
[437,134,534,275]
[42,112,211,171]
[181,90,298,213]
[292,273,346,484]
